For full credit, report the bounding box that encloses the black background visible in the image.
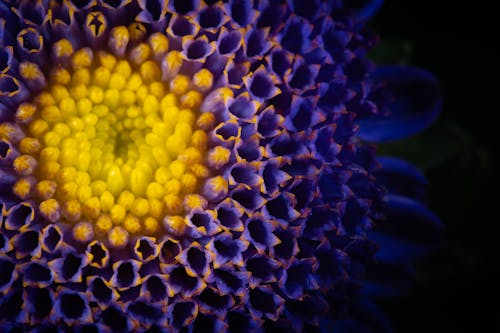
[371,1,499,332]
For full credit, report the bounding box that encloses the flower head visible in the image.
[1,0,442,331]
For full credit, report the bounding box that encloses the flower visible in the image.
[0,0,443,332]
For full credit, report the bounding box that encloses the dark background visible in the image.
[371,1,499,332]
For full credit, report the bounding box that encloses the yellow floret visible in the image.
[108,226,129,247]
[73,222,94,242]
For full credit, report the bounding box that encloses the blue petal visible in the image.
[358,66,442,142]
[349,0,384,20]
[369,231,433,264]
[375,157,427,202]
[368,194,443,265]
[379,194,444,241]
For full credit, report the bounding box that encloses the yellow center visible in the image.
[10,38,225,247]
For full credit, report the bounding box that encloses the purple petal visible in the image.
[5,202,34,230]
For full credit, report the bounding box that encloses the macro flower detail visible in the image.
[1,0,443,332]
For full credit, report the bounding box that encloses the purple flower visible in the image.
[0,0,442,331]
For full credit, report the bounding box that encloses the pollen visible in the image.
[8,33,224,245]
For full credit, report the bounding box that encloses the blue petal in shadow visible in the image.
[349,0,384,20]
[379,194,444,242]
[358,66,442,143]
[369,231,433,264]
[375,157,428,202]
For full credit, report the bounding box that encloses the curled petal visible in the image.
[12,229,41,259]
[320,19,352,63]
[266,133,308,159]
[177,243,211,277]
[244,66,281,101]
[206,266,247,296]
[0,256,17,292]
[197,287,234,317]
[225,60,249,89]
[280,16,313,54]
[207,232,248,268]
[314,125,343,162]
[245,28,273,59]
[55,292,92,323]
[134,236,159,261]
[0,46,14,74]
[235,136,263,162]
[167,14,200,50]
[246,255,280,286]
[25,286,54,320]
[5,201,34,230]
[0,233,10,253]
[247,286,284,321]
[288,0,322,20]
[289,178,316,213]
[256,2,288,33]
[215,200,244,232]
[286,61,320,92]
[263,193,300,225]
[111,260,142,289]
[0,74,29,106]
[187,210,221,237]
[41,224,63,253]
[166,265,205,297]
[168,301,198,329]
[182,36,216,62]
[128,299,166,325]
[89,276,118,306]
[231,187,265,212]
[285,96,324,132]
[86,241,110,268]
[227,93,259,120]
[284,294,329,329]
[192,313,227,333]
[142,274,169,303]
[0,289,26,323]
[228,162,262,188]
[197,5,227,31]
[218,27,243,56]
[226,0,256,28]
[50,251,87,283]
[159,238,181,264]
[243,216,280,253]
[282,259,319,299]
[137,0,168,23]
[272,227,299,262]
[213,119,241,145]
[16,27,44,57]
[99,306,132,332]
[269,48,293,78]
[169,0,200,15]
[257,106,284,138]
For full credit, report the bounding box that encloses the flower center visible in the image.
[10,37,222,247]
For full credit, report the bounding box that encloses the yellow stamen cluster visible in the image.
[11,39,220,247]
